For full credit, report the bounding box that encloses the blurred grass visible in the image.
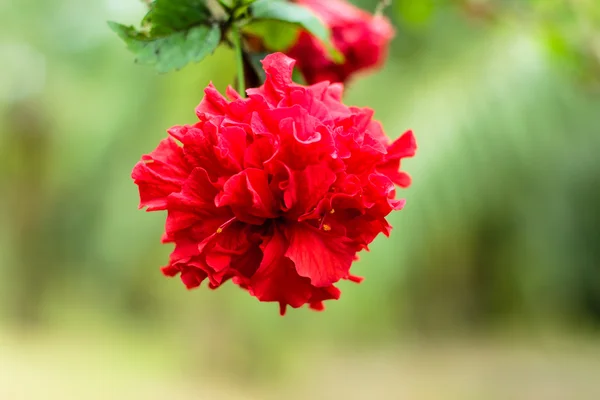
[3,328,600,399]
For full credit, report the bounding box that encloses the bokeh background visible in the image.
[1,0,600,398]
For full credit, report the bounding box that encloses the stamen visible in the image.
[216,227,223,234]
[322,224,332,232]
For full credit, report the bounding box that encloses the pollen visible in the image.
[216,227,223,234]
[322,224,332,231]
[143,159,154,164]
[329,209,335,214]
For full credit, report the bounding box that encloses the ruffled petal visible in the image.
[285,222,355,287]
[377,130,417,188]
[164,168,233,241]
[132,138,190,211]
[247,228,341,314]
[215,168,278,224]
[248,229,314,313]
[288,162,337,218]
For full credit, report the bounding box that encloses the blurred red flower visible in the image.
[288,0,395,84]
[132,53,415,315]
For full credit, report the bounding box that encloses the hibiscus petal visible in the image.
[290,163,336,217]
[180,265,208,289]
[244,134,277,169]
[267,161,295,211]
[388,130,417,158]
[161,246,211,290]
[168,167,218,210]
[249,229,313,313]
[196,83,229,120]
[308,284,342,312]
[287,87,333,124]
[215,125,246,170]
[164,168,232,240]
[132,138,190,211]
[225,85,242,101]
[377,130,416,187]
[215,168,278,224]
[261,53,295,94]
[285,223,355,287]
[260,106,336,168]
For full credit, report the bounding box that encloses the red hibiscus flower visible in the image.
[132,53,415,315]
[287,0,395,84]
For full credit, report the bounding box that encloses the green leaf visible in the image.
[109,0,222,73]
[236,0,259,6]
[242,20,299,51]
[249,0,343,63]
[219,0,256,10]
[143,0,212,34]
[292,66,307,85]
[217,0,234,10]
[108,21,221,73]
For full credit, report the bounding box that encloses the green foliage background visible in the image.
[0,0,599,399]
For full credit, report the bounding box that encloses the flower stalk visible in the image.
[231,24,246,97]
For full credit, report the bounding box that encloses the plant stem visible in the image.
[375,0,391,17]
[231,24,246,97]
